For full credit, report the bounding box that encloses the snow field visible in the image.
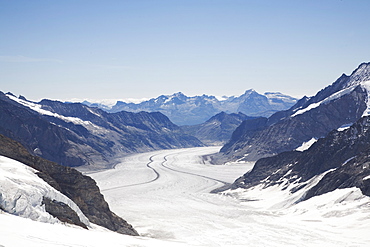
[0,212,187,247]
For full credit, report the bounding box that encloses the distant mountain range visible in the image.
[83,90,298,125]
[213,62,370,163]
[0,92,202,169]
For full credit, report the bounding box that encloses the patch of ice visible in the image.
[295,138,317,151]
[214,95,231,101]
[361,81,370,117]
[337,123,353,131]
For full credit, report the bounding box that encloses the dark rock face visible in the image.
[42,197,88,229]
[0,94,90,167]
[0,134,138,236]
[218,62,370,163]
[181,112,255,145]
[0,92,203,168]
[97,91,297,126]
[230,116,370,200]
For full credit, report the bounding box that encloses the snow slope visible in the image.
[90,147,370,246]
[0,212,186,247]
[291,80,370,118]
[291,84,361,117]
[0,155,89,226]
[295,138,317,151]
[0,155,186,247]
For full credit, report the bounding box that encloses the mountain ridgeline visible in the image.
[0,92,203,169]
[214,62,370,163]
[85,90,297,125]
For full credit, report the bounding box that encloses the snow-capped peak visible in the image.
[264,92,297,102]
[346,62,370,88]
[242,89,257,96]
[291,62,370,118]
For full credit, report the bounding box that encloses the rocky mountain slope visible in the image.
[85,90,297,125]
[228,114,370,203]
[0,133,138,235]
[0,92,203,169]
[216,62,370,163]
[181,112,255,145]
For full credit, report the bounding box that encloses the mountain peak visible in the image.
[172,92,186,97]
[347,62,370,86]
[5,92,16,97]
[243,89,257,95]
[90,90,297,125]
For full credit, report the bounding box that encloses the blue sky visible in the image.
[1,0,370,102]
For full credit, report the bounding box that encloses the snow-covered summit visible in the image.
[99,90,297,125]
[264,91,297,104]
[290,62,370,118]
[346,62,370,88]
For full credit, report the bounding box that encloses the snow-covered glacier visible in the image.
[2,147,370,246]
[90,147,370,246]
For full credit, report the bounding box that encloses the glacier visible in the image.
[89,147,370,246]
[1,147,370,246]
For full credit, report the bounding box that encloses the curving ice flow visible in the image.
[89,147,370,246]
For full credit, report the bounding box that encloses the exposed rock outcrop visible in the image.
[181,112,255,145]
[42,197,88,229]
[0,134,138,236]
[229,116,370,200]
